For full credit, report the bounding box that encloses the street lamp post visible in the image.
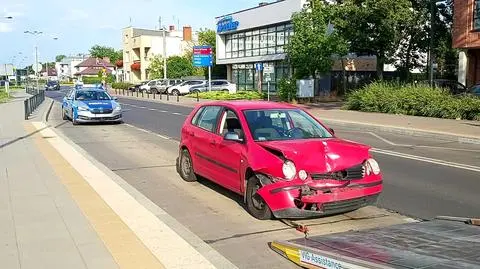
[429,0,443,87]
[24,30,43,91]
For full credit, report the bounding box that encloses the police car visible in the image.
[62,86,122,125]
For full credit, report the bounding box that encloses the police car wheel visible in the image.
[62,107,67,120]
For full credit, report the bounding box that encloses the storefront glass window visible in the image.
[232,64,255,90]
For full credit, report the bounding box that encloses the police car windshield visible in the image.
[75,91,111,101]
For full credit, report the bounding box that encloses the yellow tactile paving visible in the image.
[25,123,165,269]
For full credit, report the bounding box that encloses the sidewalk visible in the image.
[0,94,238,269]
[110,90,480,143]
[0,99,120,268]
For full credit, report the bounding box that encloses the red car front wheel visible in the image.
[246,176,273,220]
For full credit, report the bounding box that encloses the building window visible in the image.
[475,0,480,30]
[232,64,256,90]
[223,22,292,59]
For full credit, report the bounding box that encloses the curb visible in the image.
[321,118,480,145]
[42,100,239,269]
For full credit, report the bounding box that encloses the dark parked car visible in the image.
[45,80,60,91]
[128,81,148,92]
[421,79,468,95]
[467,84,480,97]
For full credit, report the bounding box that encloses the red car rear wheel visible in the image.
[246,176,273,220]
[179,149,197,182]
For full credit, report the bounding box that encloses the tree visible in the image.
[89,45,123,63]
[332,0,414,79]
[286,0,348,79]
[148,55,195,79]
[55,55,66,62]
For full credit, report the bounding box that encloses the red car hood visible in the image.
[256,138,371,173]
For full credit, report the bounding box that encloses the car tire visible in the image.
[171,89,180,96]
[71,110,78,125]
[179,148,197,182]
[62,107,67,120]
[245,175,273,220]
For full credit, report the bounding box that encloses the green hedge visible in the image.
[186,90,263,100]
[81,75,115,84]
[344,82,480,121]
[112,82,133,90]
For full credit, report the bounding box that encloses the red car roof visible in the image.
[200,100,299,110]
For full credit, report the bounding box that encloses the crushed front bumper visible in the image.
[256,179,382,219]
[76,111,122,123]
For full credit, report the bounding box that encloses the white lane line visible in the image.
[368,132,412,146]
[172,112,183,116]
[415,145,480,153]
[124,123,172,140]
[138,106,146,109]
[159,110,168,113]
[31,122,218,269]
[148,108,157,111]
[371,148,480,173]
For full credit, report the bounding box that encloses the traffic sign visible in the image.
[264,65,274,74]
[193,45,213,67]
[33,63,42,73]
[255,63,263,71]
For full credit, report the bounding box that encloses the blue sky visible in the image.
[0,0,261,67]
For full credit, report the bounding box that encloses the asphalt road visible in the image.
[46,89,480,220]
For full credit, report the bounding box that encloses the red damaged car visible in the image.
[176,101,382,220]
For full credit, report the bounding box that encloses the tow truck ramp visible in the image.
[270,217,480,269]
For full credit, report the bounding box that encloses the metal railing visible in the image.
[24,90,45,120]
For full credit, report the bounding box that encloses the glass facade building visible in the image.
[215,0,306,92]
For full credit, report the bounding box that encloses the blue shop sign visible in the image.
[217,15,239,33]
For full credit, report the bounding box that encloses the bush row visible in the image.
[186,90,263,100]
[111,82,133,90]
[343,82,480,121]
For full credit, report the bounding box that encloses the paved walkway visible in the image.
[110,90,480,142]
[0,92,238,269]
[0,99,120,268]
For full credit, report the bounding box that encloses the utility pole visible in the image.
[429,0,438,87]
[35,45,39,91]
[160,16,167,80]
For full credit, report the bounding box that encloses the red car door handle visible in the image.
[188,131,195,137]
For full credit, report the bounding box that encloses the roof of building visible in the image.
[75,57,114,68]
[215,0,287,19]
[75,67,113,76]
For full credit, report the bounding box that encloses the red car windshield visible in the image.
[243,109,333,141]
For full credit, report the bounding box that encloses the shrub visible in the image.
[277,77,297,102]
[112,82,133,90]
[185,90,263,100]
[344,82,480,121]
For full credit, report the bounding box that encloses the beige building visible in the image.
[122,26,198,82]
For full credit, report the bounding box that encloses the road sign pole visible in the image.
[267,81,270,101]
[208,65,212,92]
[35,45,39,92]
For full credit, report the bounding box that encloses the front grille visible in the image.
[90,108,113,114]
[322,195,377,213]
[311,164,365,181]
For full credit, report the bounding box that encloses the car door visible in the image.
[210,107,245,193]
[63,90,75,117]
[189,105,223,182]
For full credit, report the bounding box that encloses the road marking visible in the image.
[367,132,412,147]
[124,123,172,140]
[371,148,480,173]
[31,122,219,269]
[159,110,168,113]
[149,108,157,111]
[172,112,183,116]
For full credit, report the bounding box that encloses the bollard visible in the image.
[142,91,144,98]
[123,89,125,95]
[160,93,162,100]
[167,92,169,101]
[147,93,149,99]
[196,91,199,102]
[136,91,138,97]
[177,94,179,102]
[24,100,28,120]
[153,93,156,99]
